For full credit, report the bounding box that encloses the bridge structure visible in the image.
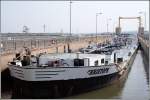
[115,16,144,34]
[115,16,149,61]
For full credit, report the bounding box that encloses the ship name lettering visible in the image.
[87,68,109,75]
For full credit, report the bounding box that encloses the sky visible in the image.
[1,1,149,33]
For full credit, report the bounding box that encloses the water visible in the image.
[67,50,149,99]
[1,50,149,99]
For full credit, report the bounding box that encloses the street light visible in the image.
[67,0,72,53]
[96,12,103,44]
[43,24,46,33]
[107,18,112,33]
[113,21,116,34]
[139,11,146,31]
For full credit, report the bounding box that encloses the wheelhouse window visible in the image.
[74,59,84,66]
[105,61,108,65]
[101,59,104,64]
[117,58,123,63]
[94,60,98,66]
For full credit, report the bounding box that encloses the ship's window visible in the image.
[117,58,123,63]
[105,61,108,65]
[74,59,84,66]
[94,60,98,66]
[101,59,104,64]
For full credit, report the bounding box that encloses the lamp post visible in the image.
[67,0,72,53]
[139,11,146,31]
[96,12,103,44]
[107,18,112,33]
[43,24,46,33]
[113,21,115,34]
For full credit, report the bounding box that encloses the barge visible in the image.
[8,34,138,98]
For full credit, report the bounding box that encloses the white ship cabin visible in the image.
[12,48,134,68]
[37,53,111,67]
[12,53,116,68]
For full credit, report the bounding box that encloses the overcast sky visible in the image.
[1,1,149,33]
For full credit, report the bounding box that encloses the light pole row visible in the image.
[96,12,103,44]
[67,0,72,53]
[106,18,112,33]
[96,12,113,35]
